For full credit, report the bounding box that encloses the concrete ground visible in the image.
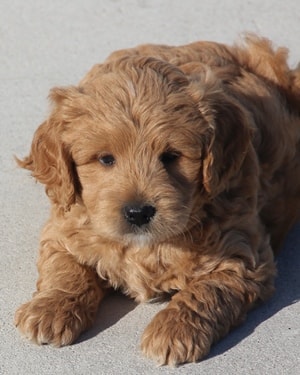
[1,1,299,374]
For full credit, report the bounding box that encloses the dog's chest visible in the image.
[96,244,192,302]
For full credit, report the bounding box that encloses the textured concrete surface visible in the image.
[1,1,299,374]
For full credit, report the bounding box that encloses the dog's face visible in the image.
[24,56,251,245]
[62,58,207,245]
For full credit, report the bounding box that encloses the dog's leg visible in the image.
[141,246,275,366]
[15,241,104,346]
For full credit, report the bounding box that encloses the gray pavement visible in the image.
[1,1,299,374]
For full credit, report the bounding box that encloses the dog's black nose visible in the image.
[123,204,156,227]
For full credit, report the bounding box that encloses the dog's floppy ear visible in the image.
[17,87,84,211]
[189,74,253,196]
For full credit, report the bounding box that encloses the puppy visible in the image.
[15,35,300,366]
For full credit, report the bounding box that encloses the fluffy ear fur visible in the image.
[203,97,252,195]
[17,87,83,211]
[189,72,253,196]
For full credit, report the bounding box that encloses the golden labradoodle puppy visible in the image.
[15,36,300,365]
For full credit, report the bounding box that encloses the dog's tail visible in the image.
[233,34,290,86]
[234,34,300,114]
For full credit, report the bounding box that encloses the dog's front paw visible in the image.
[141,307,212,366]
[15,290,93,346]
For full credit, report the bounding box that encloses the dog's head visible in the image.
[19,56,251,245]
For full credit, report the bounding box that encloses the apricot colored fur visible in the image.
[15,35,300,366]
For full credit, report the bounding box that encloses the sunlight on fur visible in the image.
[15,35,300,366]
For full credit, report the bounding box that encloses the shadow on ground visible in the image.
[208,222,300,359]
[75,292,137,344]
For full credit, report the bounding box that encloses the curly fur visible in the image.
[15,35,300,366]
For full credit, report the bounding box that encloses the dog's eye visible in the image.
[160,151,181,166]
[98,154,115,166]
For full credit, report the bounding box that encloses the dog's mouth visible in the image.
[121,211,190,246]
[97,210,190,247]
[123,230,154,247]
[120,216,165,247]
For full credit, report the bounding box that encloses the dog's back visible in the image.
[226,37,300,250]
[216,37,300,251]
